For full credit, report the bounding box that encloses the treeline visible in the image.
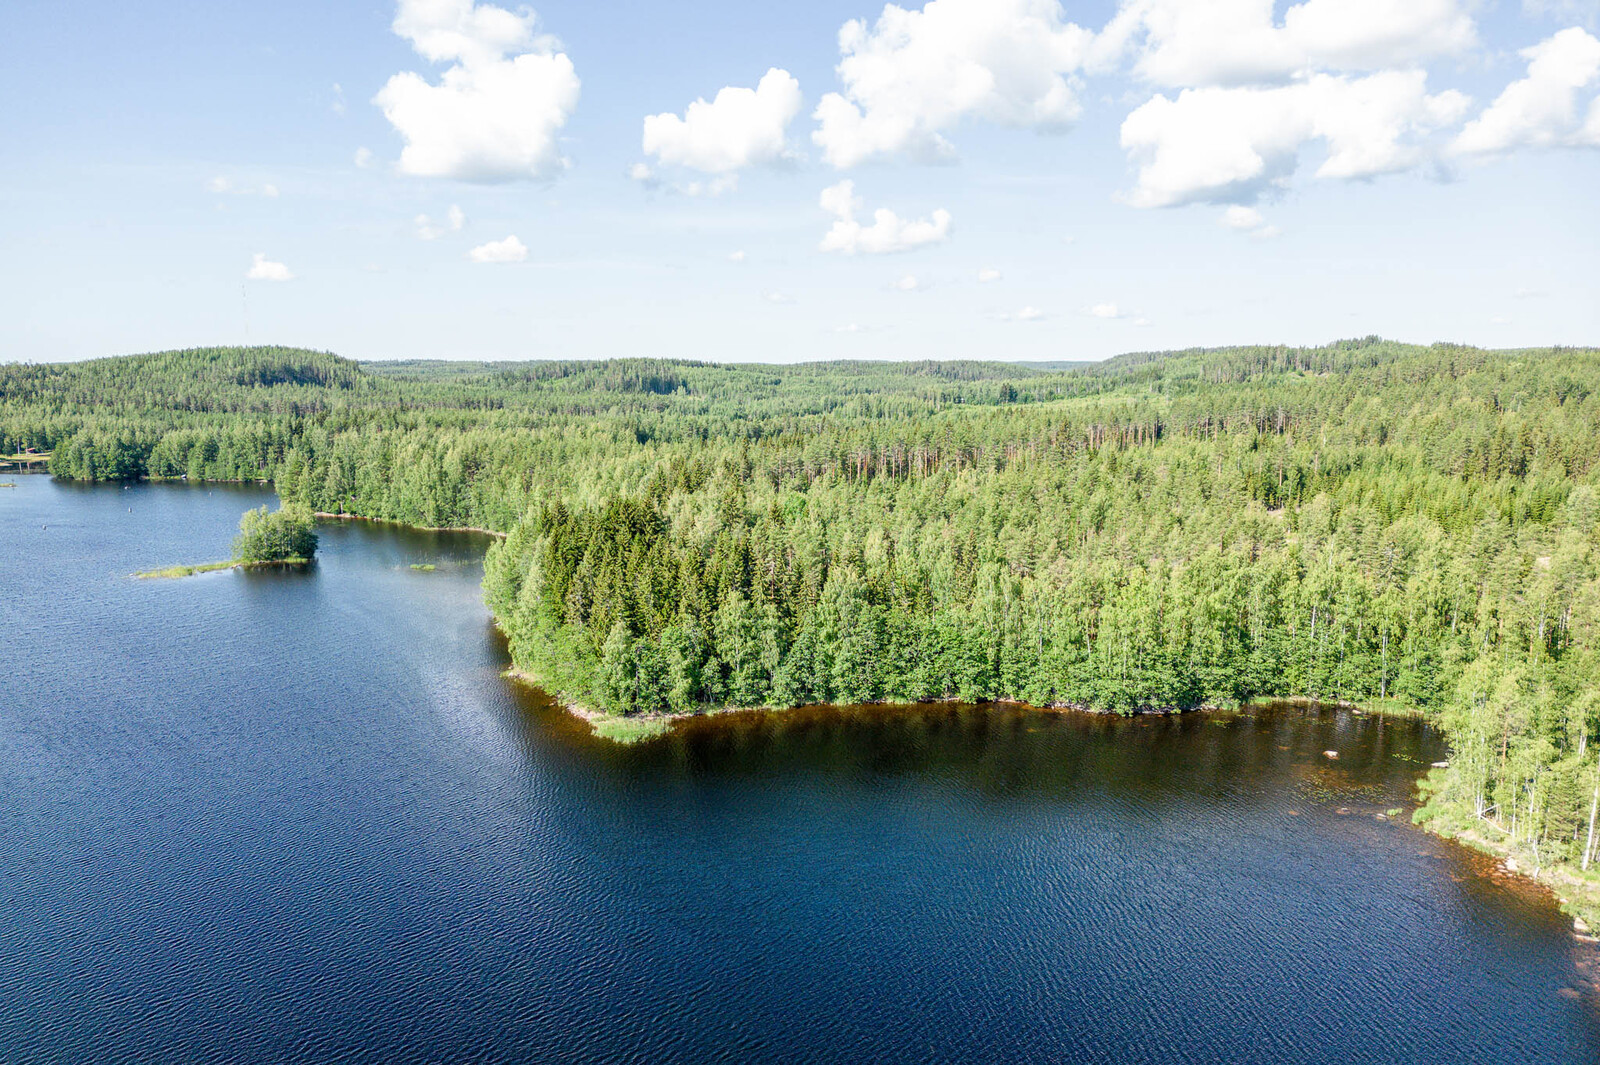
[4,339,1598,872]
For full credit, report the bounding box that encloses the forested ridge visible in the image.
[4,339,1599,878]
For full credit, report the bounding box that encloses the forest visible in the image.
[3,339,1597,878]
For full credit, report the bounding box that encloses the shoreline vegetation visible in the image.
[507,665,1416,746]
[6,340,1598,940]
[315,511,506,538]
[137,557,310,579]
[1417,802,1600,937]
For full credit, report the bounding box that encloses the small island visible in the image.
[139,504,318,578]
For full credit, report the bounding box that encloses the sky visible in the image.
[2,0,1598,364]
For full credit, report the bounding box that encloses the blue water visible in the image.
[1,475,1596,1063]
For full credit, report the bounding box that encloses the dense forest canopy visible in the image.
[3,339,1598,874]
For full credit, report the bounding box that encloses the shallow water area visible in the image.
[1,475,1596,1064]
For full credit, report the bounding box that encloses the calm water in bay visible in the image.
[2,475,1597,1064]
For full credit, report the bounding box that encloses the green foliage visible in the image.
[6,339,1600,865]
[233,505,317,563]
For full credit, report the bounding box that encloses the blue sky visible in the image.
[2,0,1597,363]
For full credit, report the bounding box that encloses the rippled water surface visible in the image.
[2,476,1597,1064]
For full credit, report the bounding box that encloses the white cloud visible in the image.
[467,234,527,262]
[246,253,294,281]
[1584,95,1600,143]
[728,250,747,263]
[417,204,466,239]
[1221,205,1264,229]
[818,179,952,255]
[1220,204,1282,237]
[892,274,924,290]
[1017,305,1045,320]
[261,183,279,198]
[812,0,1094,168]
[630,161,737,197]
[977,267,1003,282]
[1088,302,1123,318]
[375,0,580,182]
[1120,71,1469,207]
[355,146,375,168]
[1453,28,1600,155]
[208,176,232,194]
[642,68,803,173]
[763,290,797,304]
[1102,0,1477,88]
[819,179,862,219]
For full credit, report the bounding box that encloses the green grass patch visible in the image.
[136,557,309,579]
[1358,697,1426,718]
[137,560,239,579]
[588,715,673,744]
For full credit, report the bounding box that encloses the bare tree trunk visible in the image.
[1584,772,1599,873]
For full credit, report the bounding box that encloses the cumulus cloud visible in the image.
[642,69,803,173]
[1100,0,1477,88]
[1017,305,1046,320]
[762,290,797,304]
[246,254,294,281]
[1120,71,1469,206]
[374,0,580,182]
[818,180,952,255]
[1454,27,1600,155]
[1220,205,1281,237]
[977,267,1003,282]
[417,204,466,239]
[812,0,1094,168]
[467,234,527,262]
[1088,302,1124,318]
[892,274,924,291]
[728,250,747,263]
[355,147,375,168]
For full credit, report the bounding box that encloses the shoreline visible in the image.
[1418,805,1600,938]
[135,557,310,579]
[499,663,1427,747]
[315,512,507,538]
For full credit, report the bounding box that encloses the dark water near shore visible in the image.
[2,475,1597,1064]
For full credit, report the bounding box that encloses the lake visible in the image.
[1,475,1596,1064]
